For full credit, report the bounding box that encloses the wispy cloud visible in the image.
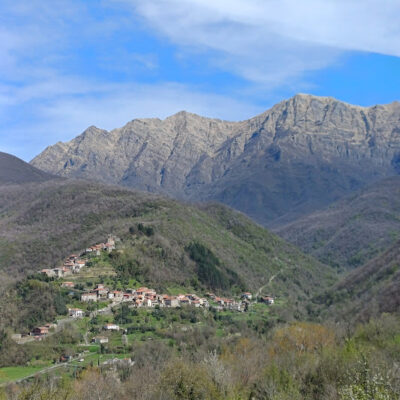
[116,0,400,85]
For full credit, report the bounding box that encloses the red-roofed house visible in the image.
[31,326,49,336]
[262,296,275,305]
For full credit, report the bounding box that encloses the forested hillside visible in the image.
[0,179,335,301]
[314,239,400,322]
[276,177,400,269]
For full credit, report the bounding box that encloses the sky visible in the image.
[1,0,400,161]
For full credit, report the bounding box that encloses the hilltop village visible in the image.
[23,235,275,341]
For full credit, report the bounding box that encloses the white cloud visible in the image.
[116,0,400,84]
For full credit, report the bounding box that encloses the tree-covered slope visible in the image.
[0,180,336,301]
[313,239,400,321]
[0,152,55,185]
[276,177,400,270]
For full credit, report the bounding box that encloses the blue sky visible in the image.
[1,0,400,161]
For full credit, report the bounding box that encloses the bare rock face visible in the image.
[31,94,400,225]
[33,112,238,196]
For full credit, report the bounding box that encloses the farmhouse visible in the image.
[92,336,109,344]
[103,323,120,331]
[41,269,55,277]
[135,287,149,296]
[81,292,98,302]
[104,243,115,253]
[110,290,123,300]
[123,293,134,301]
[179,296,191,305]
[64,261,75,269]
[75,260,86,269]
[94,286,109,298]
[68,308,85,318]
[164,296,180,308]
[261,296,275,305]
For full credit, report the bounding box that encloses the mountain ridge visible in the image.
[31,94,400,226]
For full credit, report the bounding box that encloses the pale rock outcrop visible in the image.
[31,94,400,225]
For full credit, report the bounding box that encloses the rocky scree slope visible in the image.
[31,94,400,226]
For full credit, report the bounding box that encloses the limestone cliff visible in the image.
[31,94,400,225]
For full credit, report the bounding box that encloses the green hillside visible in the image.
[0,180,336,300]
[276,177,400,270]
[312,238,400,322]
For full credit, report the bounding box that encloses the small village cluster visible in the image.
[77,283,256,310]
[72,284,274,315]
[40,235,116,278]
[29,234,274,341]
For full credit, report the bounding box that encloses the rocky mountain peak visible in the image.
[31,94,400,226]
[167,110,193,119]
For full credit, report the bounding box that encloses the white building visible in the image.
[69,308,85,318]
[92,336,109,344]
[103,323,120,331]
[81,292,98,302]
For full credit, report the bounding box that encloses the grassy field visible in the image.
[0,365,50,385]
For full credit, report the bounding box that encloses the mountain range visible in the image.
[31,94,400,227]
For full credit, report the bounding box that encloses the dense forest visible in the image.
[1,314,400,399]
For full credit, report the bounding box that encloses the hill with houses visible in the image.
[1,233,280,373]
[0,178,336,300]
